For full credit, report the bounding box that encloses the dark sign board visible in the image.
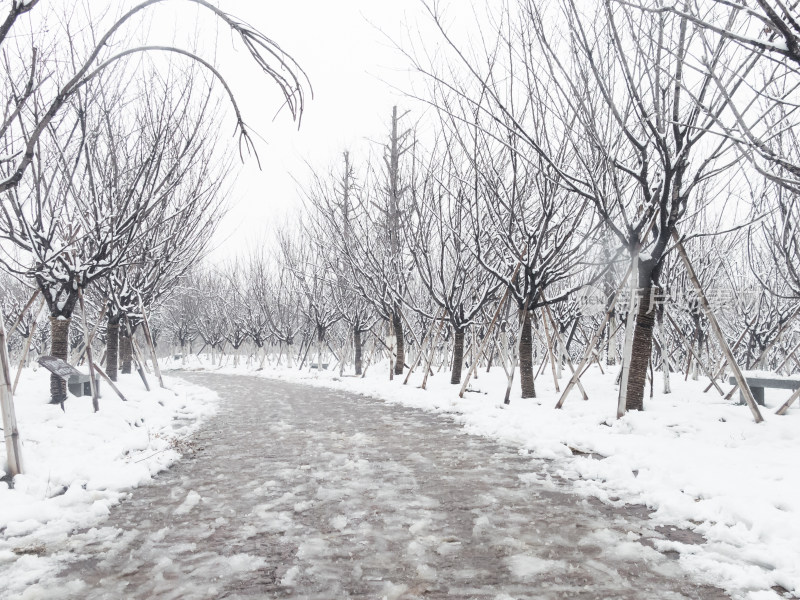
[37,356,81,380]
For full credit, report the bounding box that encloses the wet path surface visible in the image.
[38,373,726,599]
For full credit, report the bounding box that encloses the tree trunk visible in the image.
[624,275,657,412]
[392,310,404,376]
[106,317,120,382]
[120,325,132,375]
[450,327,465,385]
[49,317,70,404]
[519,310,536,398]
[354,327,363,375]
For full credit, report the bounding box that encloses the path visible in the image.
[26,373,726,599]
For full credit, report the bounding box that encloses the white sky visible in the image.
[196,0,430,262]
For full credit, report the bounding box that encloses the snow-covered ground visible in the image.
[0,367,218,594]
[166,354,800,600]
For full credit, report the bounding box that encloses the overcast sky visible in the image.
[195,0,431,262]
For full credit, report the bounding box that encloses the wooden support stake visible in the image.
[139,297,165,389]
[77,291,100,413]
[361,331,378,378]
[617,255,639,419]
[703,327,748,393]
[421,314,447,391]
[540,309,561,393]
[92,364,128,402]
[404,309,445,385]
[494,334,511,378]
[71,300,108,367]
[775,340,800,375]
[6,289,39,339]
[672,230,763,423]
[458,284,513,398]
[387,321,395,381]
[665,312,724,395]
[556,264,632,409]
[503,310,528,405]
[0,304,23,476]
[12,298,46,394]
[544,302,588,400]
[776,386,800,416]
[534,346,549,379]
[129,334,151,392]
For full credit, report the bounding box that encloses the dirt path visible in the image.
[27,372,727,599]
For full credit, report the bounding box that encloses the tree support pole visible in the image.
[138,296,165,388]
[540,309,561,393]
[458,282,514,398]
[12,298,46,394]
[544,302,588,400]
[404,309,445,385]
[127,327,151,392]
[776,386,800,416]
[617,255,640,419]
[0,305,23,476]
[503,309,528,405]
[665,312,724,395]
[421,313,447,391]
[360,331,378,378]
[703,327,748,392]
[775,340,800,375]
[556,264,632,409]
[77,291,100,412]
[6,290,39,339]
[71,300,108,367]
[672,230,763,423]
[92,364,128,402]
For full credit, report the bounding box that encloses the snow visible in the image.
[0,368,218,593]
[506,554,565,580]
[740,369,800,382]
[223,553,267,573]
[166,354,800,600]
[330,514,348,530]
[281,565,301,586]
[174,490,202,515]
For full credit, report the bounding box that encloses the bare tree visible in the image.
[0,0,308,195]
[301,152,377,375]
[311,109,417,376]
[94,69,227,380]
[407,134,501,385]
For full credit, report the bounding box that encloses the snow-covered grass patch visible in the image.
[166,354,800,600]
[0,367,217,593]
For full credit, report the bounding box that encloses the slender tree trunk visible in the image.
[392,310,404,376]
[49,317,70,404]
[120,324,132,375]
[106,317,120,382]
[354,327,363,375]
[519,309,536,398]
[625,276,657,412]
[450,327,465,385]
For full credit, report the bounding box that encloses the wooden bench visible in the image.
[729,374,800,407]
[38,356,99,400]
